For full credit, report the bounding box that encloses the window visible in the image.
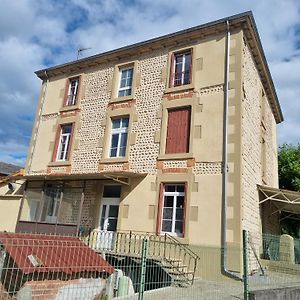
[170,50,192,87]
[56,124,73,161]
[109,117,129,157]
[19,181,82,225]
[118,67,133,97]
[161,184,185,237]
[165,107,191,154]
[65,78,79,106]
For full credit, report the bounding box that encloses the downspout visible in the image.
[27,71,49,174]
[221,20,243,281]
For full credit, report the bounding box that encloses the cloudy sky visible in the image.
[0,0,299,166]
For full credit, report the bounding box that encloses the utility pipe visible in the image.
[221,20,243,281]
[27,71,49,174]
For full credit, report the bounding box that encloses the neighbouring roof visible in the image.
[34,11,283,123]
[0,232,114,275]
[0,162,23,176]
[258,185,300,215]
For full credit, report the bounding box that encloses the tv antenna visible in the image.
[77,47,92,60]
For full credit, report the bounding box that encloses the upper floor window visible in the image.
[118,67,133,97]
[110,117,129,157]
[170,50,192,87]
[56,124,73,161]
[165,107,191,154]
[65,77,79,106]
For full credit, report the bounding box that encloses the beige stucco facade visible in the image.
[20,13,282,276]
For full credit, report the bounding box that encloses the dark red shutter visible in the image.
[74,76,81,104]
[182,182,188,238]
[52,125,62,162]
[63,79,71,106]
[156,183,164,235]
[165,107,191,154]
[66,123,75,160]
[169,53,175,87]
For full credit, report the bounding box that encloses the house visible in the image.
[0,162,23,178]
[15,12,284,276]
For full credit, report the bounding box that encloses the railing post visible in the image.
[129,230,132,253]
[163,233,167,258]
[138,238,148,300]
[243,230,249,300]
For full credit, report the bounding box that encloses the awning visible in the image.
[24,171,146,185]
[0,232,114,275]
[258,185,300,216]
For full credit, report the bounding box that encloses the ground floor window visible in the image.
[19,181,83,225]
[161,184,185,237]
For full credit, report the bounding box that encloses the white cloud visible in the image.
[0,0,299,166]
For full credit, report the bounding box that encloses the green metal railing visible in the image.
[84,229,199,286]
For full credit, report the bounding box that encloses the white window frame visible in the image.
[56,125,72,161]
[66,78,79,106]
[161,184,185,237]
[109,117,129,158]
[118,67,133,97]
[172,51,191,87]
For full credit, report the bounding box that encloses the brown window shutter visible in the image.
[156,183,164,235]
[66,123,75,161]
[182,182,188,238]
[165,107,191,154]
[63,79,71,106]
[75,76,81,104]
[52,125,62,162]
[169,53,175,87]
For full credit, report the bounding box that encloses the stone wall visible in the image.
[241,39,279,267]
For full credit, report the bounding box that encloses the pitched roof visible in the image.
[0,162,23,175]
[0,232,114,275]
[34,11,283,123]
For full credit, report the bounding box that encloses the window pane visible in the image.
[176,208,183,220]
[119,147,126,157]
[108,205,119,217]
[177,185,185,193]
[62,125,72,134]
[120,132,128,147]
[112,119,121,129]
[165,185,175,192]
[118,90,126,97]
[120,78,127,88]
[177,196,184,208]
[107,219,117,231]
[162,220,172,232]
[111,134,119,148]
[121,118,129,128]
[110,148,117,157]
[164,196,174,207]
[175,221,183,235]
[101,205,107,218]
[103,186,121,198]
[163,208,173,220]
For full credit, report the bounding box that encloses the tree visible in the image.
[278,143,300,192]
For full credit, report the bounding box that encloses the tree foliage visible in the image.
[278,143,300,192]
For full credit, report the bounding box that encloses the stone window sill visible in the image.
[100,158,128,164]
[164,84,194,94]
[158,153,194,161]
[48,161,71,167]
[59,105,79,112]
[110,95,134,103]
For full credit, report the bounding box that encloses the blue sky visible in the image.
[0,0,299,166]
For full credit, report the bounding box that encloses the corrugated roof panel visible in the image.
[0,232,114,275]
